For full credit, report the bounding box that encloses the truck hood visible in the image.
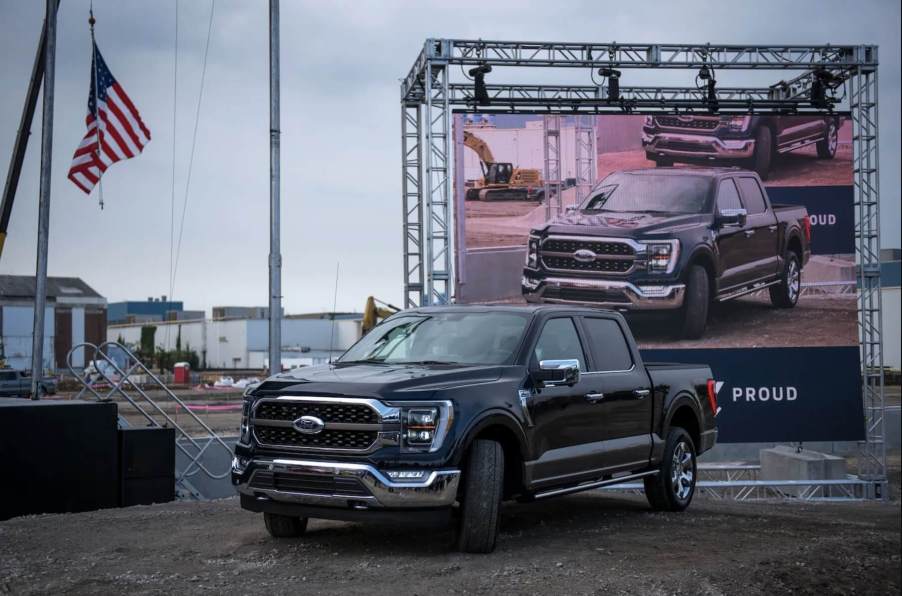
[537,211,709,238]
[260,362,508,397]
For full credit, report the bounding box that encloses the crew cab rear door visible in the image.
[714,177,756,289]
[735,176,781,280]
[578,315,653,472]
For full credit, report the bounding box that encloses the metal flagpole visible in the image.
[89,7,104,209]
[30,0,58,400]
[268,0,282,377]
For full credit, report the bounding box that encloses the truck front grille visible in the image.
[249,470,371,497]
[655,116,720,131]
[540,237,637,275]
[251,397,394,453]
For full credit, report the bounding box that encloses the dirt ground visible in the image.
[1,493,898,595]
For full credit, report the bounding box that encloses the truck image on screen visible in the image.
[522,168,811,338]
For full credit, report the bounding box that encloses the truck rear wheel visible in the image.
[644,427,697,512]
[677,265,709,339]
[456,439,504,554]
[769,251,801,308]
[816,120,838,159]
[749,126,773,181]
[263,512,308,538]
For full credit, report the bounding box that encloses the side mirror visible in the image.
[717,207,747,227]
[565,205,579,214]
[535,359,581,387]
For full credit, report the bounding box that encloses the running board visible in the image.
[716,279,780,302]
[533,470,659,500]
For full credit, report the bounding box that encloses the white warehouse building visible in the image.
[108,312,363,370]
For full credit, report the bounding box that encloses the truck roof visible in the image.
[406,304,619,316]
[619,166,749,179]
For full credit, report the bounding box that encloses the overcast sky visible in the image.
[1,0,899,314]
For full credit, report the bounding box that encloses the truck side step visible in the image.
[533,469,659,500]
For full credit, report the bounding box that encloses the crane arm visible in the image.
[462,130,496,165]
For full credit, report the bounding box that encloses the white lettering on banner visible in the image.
[810,213,837,226]
[731,386,798,402]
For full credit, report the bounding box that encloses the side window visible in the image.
[533,318,586,371]
[737,177,767,215]
[716,179,742,212]
[582,318,634,372]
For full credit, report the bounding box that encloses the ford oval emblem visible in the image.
[573,248,597,263]
[293,415,325,435]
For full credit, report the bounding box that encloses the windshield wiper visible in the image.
[393,360,462,366]
[335,359,388,365]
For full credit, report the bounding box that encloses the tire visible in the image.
[748,126,773,181]
[816,120,838,159]
[644,427,697,512]
[456,439,504,554]
[263,512,308,538]
[650,154,673,167]
[677,265,709,339]
[769,251,801,308]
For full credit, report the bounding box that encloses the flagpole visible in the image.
[30,0,58,400]
[268,0,282,377]
[89,8,104,209]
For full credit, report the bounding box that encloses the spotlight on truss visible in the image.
[468,64,492,106]
[810,69,838,109]
[598,68,621,102]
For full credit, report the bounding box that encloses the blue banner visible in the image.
[768,186,854,255]
[640,346,865,443]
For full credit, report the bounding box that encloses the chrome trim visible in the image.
[643,132,755,159]
[237,457,461,508]
[518,389,534,427]
[386,399,454,454]
[523,277,685,310]
[715,278,780,302]
[533,469,659,500]
[540,235,642,276]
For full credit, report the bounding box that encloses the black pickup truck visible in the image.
[233,305,717,553]
[642,114,840,180]
[522,168,811,338]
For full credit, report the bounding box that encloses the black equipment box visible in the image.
[118,427,175,506]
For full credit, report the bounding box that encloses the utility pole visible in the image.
[268,0,282,377]
[30,0,57,400]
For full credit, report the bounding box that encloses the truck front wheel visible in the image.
[263,512,308,538]
[456,439,504,554]
[769,252,801,308]
[749,126,773,181]
[644,427,697,512]
[677,265,709,339]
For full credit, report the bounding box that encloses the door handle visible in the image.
[634,389,650,399]
[744,230,755,237]
[585,392,605,403]
[768,225,778,232]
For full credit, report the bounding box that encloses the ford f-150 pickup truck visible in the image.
[233,305,717,553]
[522,168,811,338]
[642,114,840,180]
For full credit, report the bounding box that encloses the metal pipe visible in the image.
[0,0,60,262]
[268,0,281,377]
[30,0,57,400]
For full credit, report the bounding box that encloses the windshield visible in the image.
[339,311,530,366]
[580,172,713,214]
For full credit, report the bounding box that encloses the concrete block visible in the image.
[760,445,848,497]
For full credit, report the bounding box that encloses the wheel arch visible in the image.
[455,410,528,499]
[686,246,717,299]
[663,394,704,452]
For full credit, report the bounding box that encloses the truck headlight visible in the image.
[525,235,540,269]
[727,116,750,132]
[239,398,252,444]
[394,401,453,453]
[642,240,680,274]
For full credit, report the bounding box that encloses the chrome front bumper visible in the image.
[642,132,755,159]
[234,457,461,509]
[522,276,685,310]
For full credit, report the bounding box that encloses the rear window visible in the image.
[582,318,633,372]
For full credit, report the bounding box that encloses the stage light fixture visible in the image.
[810,69,836,109]
[598,68,621,102]
[468,64,492,106]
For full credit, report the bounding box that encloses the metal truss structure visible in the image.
[400,39,885,498]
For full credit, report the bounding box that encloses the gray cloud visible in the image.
[1,0,899,313]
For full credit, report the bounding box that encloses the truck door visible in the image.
[526,316,609,486]
[579,315,653,472]
[736,176,781,280]
[714,178,756,290]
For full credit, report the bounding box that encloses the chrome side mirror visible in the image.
[536,359,581,387]
[717,207,747,227]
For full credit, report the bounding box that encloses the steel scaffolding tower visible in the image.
[542,115,563,220]
[400,39,884,498]
[573,115,596,206]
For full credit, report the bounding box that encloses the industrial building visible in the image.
[0,275,106,371]
[107,297,204,325]
[108,311,362,369]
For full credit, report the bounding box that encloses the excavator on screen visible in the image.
[361,296,400,336]
[463,130,543,201]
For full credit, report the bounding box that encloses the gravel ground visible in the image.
[1,494,898,595]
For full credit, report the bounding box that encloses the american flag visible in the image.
[68,41,151,194]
